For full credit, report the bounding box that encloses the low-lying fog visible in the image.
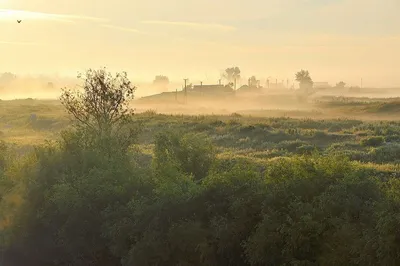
[2,75,400,119]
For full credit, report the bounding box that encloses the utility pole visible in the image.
[267,79,270,89]
[183,78,188,104]
[175,88,178,102]
[234,77,237,90]
[218,79,221,85]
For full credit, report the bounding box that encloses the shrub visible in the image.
[239,125,256,133]
[153,131,215,181]
[296,144,316,155]
[385,135,400,143]
[4,130,149,266]
[361,136,385,147]
[277,140,308,152]
[369,144,400,164]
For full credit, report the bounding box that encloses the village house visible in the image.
[191,84,233,93]
[313,82,331,89]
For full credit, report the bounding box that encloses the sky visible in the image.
[0,0,400,87]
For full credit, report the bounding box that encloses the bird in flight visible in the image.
[17,20,22,23]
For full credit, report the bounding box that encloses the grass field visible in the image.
[2,96,400,166]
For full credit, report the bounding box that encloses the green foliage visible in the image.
[296,144,317,155]
[0,141,17,202]
[245,158,380,266]
[361,136,385,147]
[278,139,308,152]
[4,97,400,265]
[153,131,215,181]
[3,129,152,266]
[0,141,8,175]
[60,67,137,143]
[369,144,400,164]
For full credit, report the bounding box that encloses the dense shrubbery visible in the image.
[3,133,400,266]
[2,69,400,265]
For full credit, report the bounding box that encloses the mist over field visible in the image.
[2,71,400,118]
[0,73,184,99]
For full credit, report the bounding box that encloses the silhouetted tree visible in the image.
[60,67,137,143]
[153,75,169,90]
[47,82,54,89]
[249,76,259,87]
[223,67,241,84]
[295,70,313,92]
[0,72,16,84]
[335,81,346,88]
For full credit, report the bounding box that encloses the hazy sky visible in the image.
[1,0,399,87]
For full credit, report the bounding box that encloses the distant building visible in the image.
[192,84,233,93]
[313,82,331,89]
[237,85,264,93]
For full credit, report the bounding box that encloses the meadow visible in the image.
[2,94,400,265]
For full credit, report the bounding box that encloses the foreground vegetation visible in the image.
[1,69,400,265]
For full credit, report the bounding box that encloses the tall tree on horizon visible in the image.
[153,75,170,91]
[335,81,346,88]
[222,67,241,85]
[295,70,313,93]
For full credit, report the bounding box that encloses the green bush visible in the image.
[276,139,308,153]
[3,130,150,266]
[296,144,316,155]
[153,131,215,181]
[361,136,385,147]
[385,134,400,142]
[0,141,16,200]
[4,137,400,265]
[369,144,400,164]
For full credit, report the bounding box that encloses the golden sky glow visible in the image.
[1,0,400,87]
